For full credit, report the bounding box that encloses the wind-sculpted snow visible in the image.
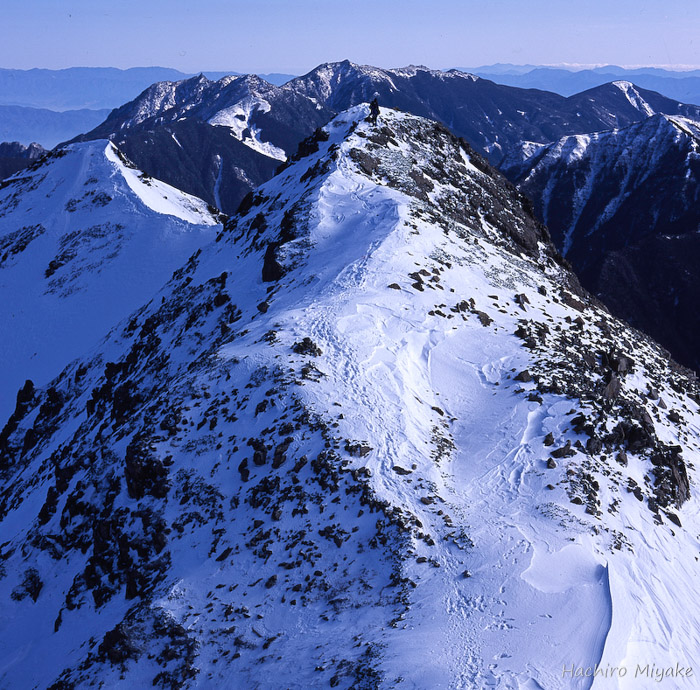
[0,106,698,688]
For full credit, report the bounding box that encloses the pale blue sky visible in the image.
[2,0,699,73]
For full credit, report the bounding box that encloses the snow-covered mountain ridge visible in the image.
[287,61,700,157]
[72,74,334,214]
[288,61,480,106]
[84,62,700,166]
[1,106,698,688]
[73,60,700,218]
[87,74,333,163]
[0,140,220,422]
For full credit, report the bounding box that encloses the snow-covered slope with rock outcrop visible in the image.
[0,141,220,422]
[87,74,330,163]
[0,106,698,689]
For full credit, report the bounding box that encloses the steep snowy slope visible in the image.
[501,113,700,371]
[0,141,221,422]
[1,107,698,689]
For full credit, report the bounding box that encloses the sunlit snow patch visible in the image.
[105,142,219,224]
[208,96,287,161]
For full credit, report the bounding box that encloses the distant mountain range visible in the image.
[289,63,700,159]
[6,64,700,112]
[4,62,700,150]
[0,105,109,148]
[460,64,700,105]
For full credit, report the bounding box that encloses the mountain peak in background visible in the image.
[0,140,46,178]
[61,61,700,223]
[501,111,700,370]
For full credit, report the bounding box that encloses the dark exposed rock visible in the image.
[0,379,37,463]
[349,149,379,177]
[514,293,530,309]
[551,441,576,459]
[289,127,330,163]
[124,435,169,500]
[667,410,682,424]
[238,459,250,482]
[603,373,621,400]
[98,623,139,664]
[475,311,492,327]
[262,243,285,282]
[585,436,603,455]
[272,438,293,469]
[344,441,373,458]
[216,547,232,562]
[248,438,268,467]
[293,337,323,357]
[11,567,43,602]
[666,512,682,528]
